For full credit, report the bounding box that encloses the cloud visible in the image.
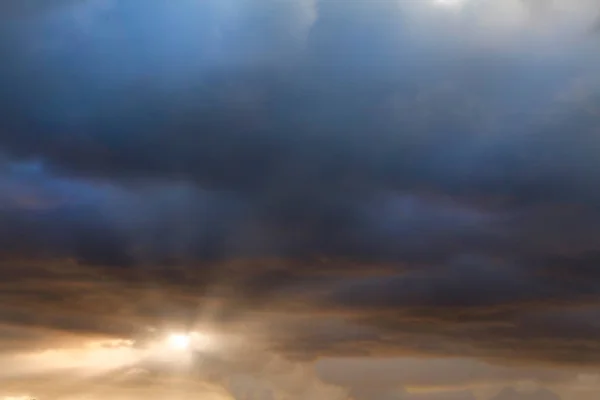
[0,0,80,19]
[0,0,597,202]
[1,1,600,398]
[491,387,561,400]
[349,386,477,400]
[317,358,572,390]
[0,333,347,400]
[408,391,476,400]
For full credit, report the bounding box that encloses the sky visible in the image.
[0,0,600,399]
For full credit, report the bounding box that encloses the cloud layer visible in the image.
[1,0,600,398]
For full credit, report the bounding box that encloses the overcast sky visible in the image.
[1,0,600,399]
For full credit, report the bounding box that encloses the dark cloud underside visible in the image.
[0,0,599,372]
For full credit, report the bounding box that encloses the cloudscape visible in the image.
[1,0,600,399]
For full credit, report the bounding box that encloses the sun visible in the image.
[166,333,191,351]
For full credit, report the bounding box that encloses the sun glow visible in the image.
[167,333,191,351]
[12,341,139,376]
[5,331,223,380]
[164,331,215,352]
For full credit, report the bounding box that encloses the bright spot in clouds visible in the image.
[167,333,191,351]
[164,331,215,351]
[151,331,219,362]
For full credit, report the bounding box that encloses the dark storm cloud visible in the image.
[0,0,597,205]
[1,0,600,370]
[328,258,545,311]
[269,255,600,364]
[0,165,132,266]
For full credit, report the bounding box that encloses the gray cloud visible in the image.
[491,387,561,400]
[318,358,572,389]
